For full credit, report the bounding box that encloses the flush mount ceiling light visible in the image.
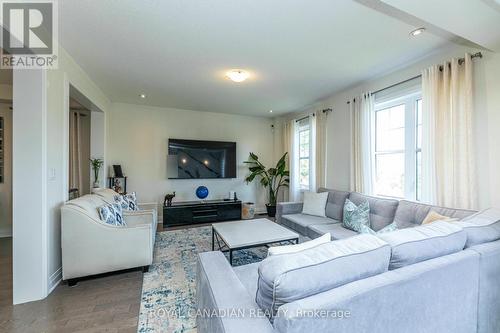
[226,69,250,83]
[139,93,147,99]
[269,110,273,113]
[410,27,425,37]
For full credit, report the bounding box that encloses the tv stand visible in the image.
[163,199,242,227]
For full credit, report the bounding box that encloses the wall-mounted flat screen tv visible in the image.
[167,139,237,179]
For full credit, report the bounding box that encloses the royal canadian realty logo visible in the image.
[0,0,58,69]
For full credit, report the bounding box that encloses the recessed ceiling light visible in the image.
[410,27,425,37]
[139,93,146,99]
[226,69,250,83]
[269,110,273,113]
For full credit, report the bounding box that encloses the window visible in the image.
[296,117,312,190]
[373,92,422,200]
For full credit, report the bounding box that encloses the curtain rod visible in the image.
[295,113,315,122]
[347,52,483,104]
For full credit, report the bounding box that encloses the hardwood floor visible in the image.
[0,237,143,333]
[0,216,271,332]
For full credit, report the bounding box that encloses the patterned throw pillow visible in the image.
[98,203,126,226]
[342,199,370,232]
[360,221,398,235]
[114,192,138,211]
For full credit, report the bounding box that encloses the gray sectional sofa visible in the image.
[196,188,500,333]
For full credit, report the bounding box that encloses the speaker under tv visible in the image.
[167,139,236,179]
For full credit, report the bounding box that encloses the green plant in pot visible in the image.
[244,152,289,217]
[89,158,104,188]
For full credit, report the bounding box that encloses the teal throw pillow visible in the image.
[342,199,370,232]
[359,221,398,235]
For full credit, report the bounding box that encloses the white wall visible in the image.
[278,45,500,209]
[13,69,48,304]
[107,103,275,215]
[44,46,110,297]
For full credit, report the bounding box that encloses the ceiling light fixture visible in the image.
[269,110,273,113]
[139,93,147,99]
[409,27,425,37]
[226,69,250,83]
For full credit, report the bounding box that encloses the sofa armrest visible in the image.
[196,251,275,333]
[124,209,156,226]
[276,202,303,224]
[138,202,158,211]
[61,207,153,280]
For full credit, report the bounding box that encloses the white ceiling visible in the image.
[59,0,458,117]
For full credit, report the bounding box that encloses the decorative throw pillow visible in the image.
[114,192,138,211]
[267,233,331,257]
[360,221,398,235]
[301,191,329,217]
[342,199,370,232]
[98,203,126,226]
[421,210,458,225]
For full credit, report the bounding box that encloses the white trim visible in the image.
[62,74,70,202]
[48,266,62,293]
[41,69,49,299]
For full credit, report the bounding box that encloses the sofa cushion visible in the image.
[307,223,358,240]
[268,233,331,256]
[342,198,370,232]
[97,203,126,226]
[378,221,466,270]
[318,188,350,221]
[349,192,399,231]
[281,214,335,236]
[255,234,390,319]
[457,208,500,248]
[301,191,328,217]
[114,191,139,211]
[393,200,476,229]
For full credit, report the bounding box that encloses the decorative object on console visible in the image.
[196,186,209,199]
[241,202,255,219]
[342,198,370,232]
[164,192,176,206]
[302,191,329,217]
[107,176,127,194]
[113,164,124,177]
[97,202,126,226]
[244,152,289,217]
[89,158,104,188]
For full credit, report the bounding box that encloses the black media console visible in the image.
[163,199,242,227]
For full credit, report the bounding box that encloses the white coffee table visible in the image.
[212,218,299,265]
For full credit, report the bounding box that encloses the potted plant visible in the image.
[244,152,289,217]
[89,158,104,188]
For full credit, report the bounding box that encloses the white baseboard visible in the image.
[48,267,62,293]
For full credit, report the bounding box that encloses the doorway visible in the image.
[68,97,91,198]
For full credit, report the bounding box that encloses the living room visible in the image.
[1,0,500,332]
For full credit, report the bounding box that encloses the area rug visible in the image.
[137,226,268,333]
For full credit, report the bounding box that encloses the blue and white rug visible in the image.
[137,226,268,333]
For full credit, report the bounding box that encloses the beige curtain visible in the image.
[421,53,476,209]
[283,119,300,201]
[69,111,83,192]
[315,110,327,190]
[349,93,374,194]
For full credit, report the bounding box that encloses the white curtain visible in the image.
[349,92,374,194]
[283,119,301,201]
[421,53,476,209]
[314,110,328,190]
[69,111,83,192]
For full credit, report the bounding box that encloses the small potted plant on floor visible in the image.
[244,152,289,217]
